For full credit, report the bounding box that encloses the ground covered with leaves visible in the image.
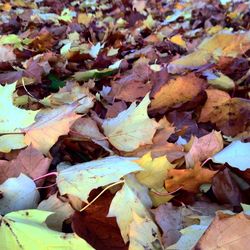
[0,0,250,249]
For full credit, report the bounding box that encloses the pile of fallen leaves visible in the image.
[0,0,250,249]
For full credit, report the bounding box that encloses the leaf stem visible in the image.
[33,172,58,182]
[80,180,125,212]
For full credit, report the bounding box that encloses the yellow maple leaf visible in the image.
[103,93,158,152]
[135,152,175,190]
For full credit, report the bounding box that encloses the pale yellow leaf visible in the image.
[103,93,158,152]
[108,174,152,242]
[0,83,38,133]
[23,103,80,154]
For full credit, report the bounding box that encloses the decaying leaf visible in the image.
[168,31,250,74]
[71,191,127,250]
[0,145,51,185]
[195,211,250,249]
[200,97,250,136]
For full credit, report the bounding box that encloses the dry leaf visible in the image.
[195,211,250,249]
[0,145,51,184]
[165,162,217,193]
[185,130,223,167]
[103,93,158,152]
[150,73,206,113]
[23,103,80,154]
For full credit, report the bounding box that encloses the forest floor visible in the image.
[0,0,250,249]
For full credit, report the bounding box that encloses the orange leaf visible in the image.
[150,73,206,113]
[165,162,217,193]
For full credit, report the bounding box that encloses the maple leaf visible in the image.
[200,92,250,136]
[108,174,152,243]
[150,73,206,113]
[168,31,250,74]
[0,174,40,215]
[185,130,223,167]
[22,103,80,154]
[103,93,158,152]
[0,210,94,250]
[199,89,231,122]
[57,156,141,202]
[135,152,175,190]
[195,211,250,249]
[165,162,217,193]
[0,83,38,133]
[0,145,51,184]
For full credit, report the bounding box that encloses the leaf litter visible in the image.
[0,0,250,249]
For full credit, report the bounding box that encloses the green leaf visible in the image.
[74,60,122,81]
[57,156,141,202]
[48,73,66,91]
[0,210,94,250]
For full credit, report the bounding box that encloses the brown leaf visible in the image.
[199,89,231,123]
[185,130,223,167]
[195,212,250,249]
[108,58,152,102]
[70,117,111,152]
[71,191,127,250]
[150,73,206,113]
[165,162,217,193]
[212,168,242,206]
[201,96,250,136]
[152,202,225,248]
[0,145,51,184]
